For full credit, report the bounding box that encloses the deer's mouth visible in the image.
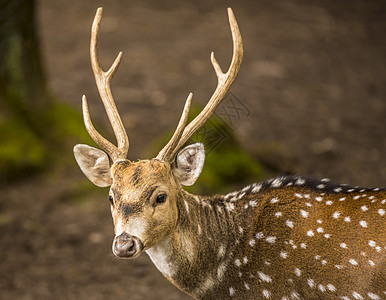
[112,232,144,259]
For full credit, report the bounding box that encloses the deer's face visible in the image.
[74,143,205,259]
[109,159,179,258]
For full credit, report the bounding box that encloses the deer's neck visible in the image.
[146,190,237,297]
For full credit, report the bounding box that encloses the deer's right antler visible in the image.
[156,8,243,162]
[82,7,129,162]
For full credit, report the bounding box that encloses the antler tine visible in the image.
[157,7,243,161]
[156,93,193,161]
[83,7,129,162]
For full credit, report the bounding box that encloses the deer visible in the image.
[73,7,385,300]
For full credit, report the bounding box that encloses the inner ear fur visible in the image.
[73,144,113,187]
[172,143,205,186]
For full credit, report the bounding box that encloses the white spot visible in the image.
[344,216,351,222]
[300,210,309,218]
[294,268,302,277]
[295,193,303,198]
[280,251,288,259]
[184,200,190,213]
[275,211,283,218]
[378,209,385,216]
[369,240,376,247]
[317,219,323,224]
[304,194,310,199]
[361,205,368,212]
[286,220,294,228]
[249,239,256,247]
[235,259,241,267]
[300,243,307,249]
[238,226,244,234]
[321,260,327,265]
[217,245,225,260]
[217,262,227,280]
[359,220,367,228]
[317,227,324,233]
[326,200,333,205]
[290,291,301,299]
[369,260,375,266]
[225,202,235,212]
[352,291,363,300]
[306,202,312,207]
[334,188,342,192]
[333,211,341,219]
[340,243,348,249]
[315,255,321,260]
[335,264,344,269]
[256,232,264,239]
[324,234,331,238]
[348,189,355,192]
[315,196,323,202]
[327,284,336,292]
[258,271,272,283]
[249,200,258,207]
[243,256,248,264]
[318,284,326,292]
[229,287,235,297]
[266,236,277,243]
[244,282,250,291]
[307,278,315,288]
[264,260,271,265]
[367,292,381,300]
[252,183,263,193]
[295,178,305,185]
[340,297,350,300]
[271,197,279,203]
[375,246,382,252]
[307,230,314,237]
[271,178,283,187]
[349,259,358,265]
[339,197,346,201]
[262,289,271,298]
[317,184,326,189]
[353,195,360,200]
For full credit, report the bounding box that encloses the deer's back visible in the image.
[217,176,385,300]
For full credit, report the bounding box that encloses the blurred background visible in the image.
[0,0,385,299]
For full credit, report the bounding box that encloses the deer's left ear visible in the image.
[172,143,205,186]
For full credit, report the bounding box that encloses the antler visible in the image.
[156,8,243,161]
[82,7,129,162]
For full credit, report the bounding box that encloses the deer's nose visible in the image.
[113,232,143,258]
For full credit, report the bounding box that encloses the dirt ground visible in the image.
[1,0,385,299]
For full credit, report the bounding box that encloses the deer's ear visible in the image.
[73,144,113,187]
[172,143,205,186]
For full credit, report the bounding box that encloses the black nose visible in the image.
[113,232,143,258]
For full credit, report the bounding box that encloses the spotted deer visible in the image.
[73,7,385,300]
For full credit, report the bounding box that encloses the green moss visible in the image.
[0,117,46,181]
[0,98,93,182]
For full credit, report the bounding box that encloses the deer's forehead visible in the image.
[111,160,172,187]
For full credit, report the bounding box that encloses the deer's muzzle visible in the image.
[112,232,144,258]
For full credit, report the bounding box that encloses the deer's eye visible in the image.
[109,195,114,205]
[156,194,167,204]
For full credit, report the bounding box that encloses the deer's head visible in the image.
[73,7,242,259]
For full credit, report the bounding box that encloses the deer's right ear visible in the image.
[172,143,205,186]
[73,144,113,187]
